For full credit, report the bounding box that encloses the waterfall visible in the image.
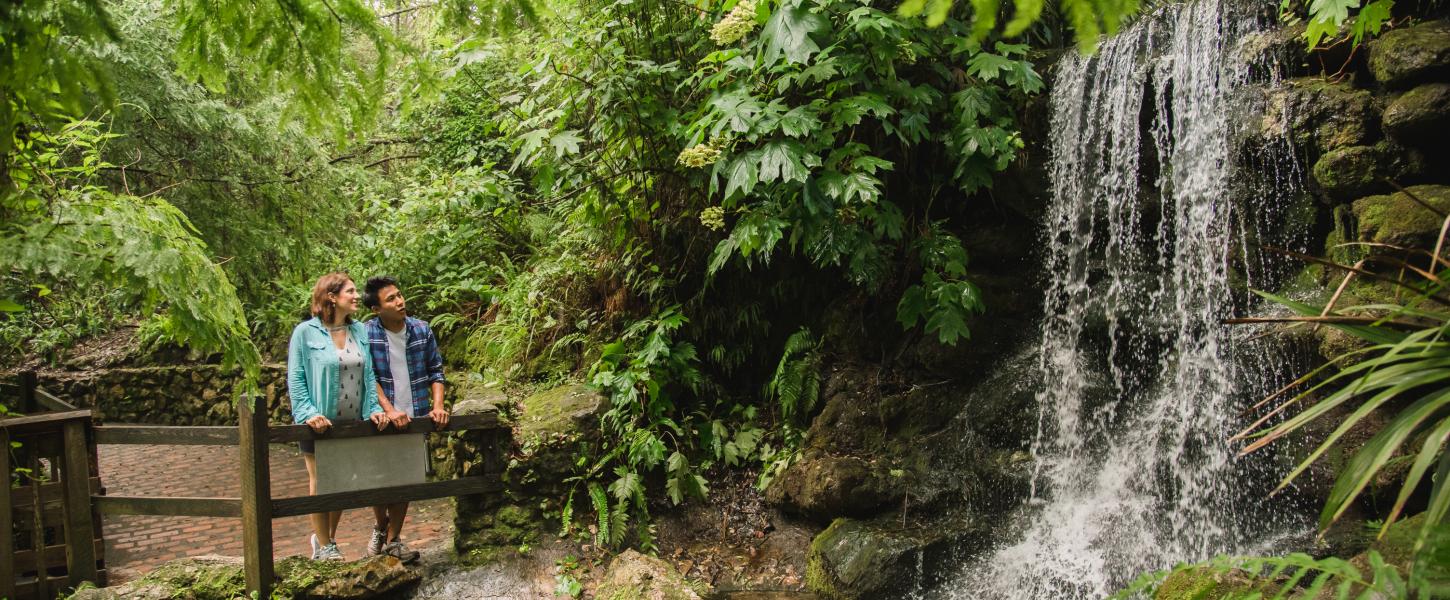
[941,1,1311,597]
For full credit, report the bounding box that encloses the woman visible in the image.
[287,272,387,560]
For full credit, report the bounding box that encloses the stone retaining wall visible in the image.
[36,364,292,425]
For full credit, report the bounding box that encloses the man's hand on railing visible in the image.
[386,408,410,429]
[305,415,332,433]
[428,406,449,430]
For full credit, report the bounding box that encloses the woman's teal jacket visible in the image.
[287,317,382,424]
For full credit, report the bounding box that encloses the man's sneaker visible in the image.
[316,542,345,561]
[381,540,420,564]
[310,534,321,560]
[367,527,387,556]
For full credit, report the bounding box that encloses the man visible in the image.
[362,276,449,563]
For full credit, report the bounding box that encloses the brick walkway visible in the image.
[98,444,454,583]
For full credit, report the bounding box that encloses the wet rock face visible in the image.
[1382,83,1450,143]
[595,550,703,600]
[1369,20,1450,89]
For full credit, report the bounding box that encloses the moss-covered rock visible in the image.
[804,518,964,600]
[1153,567,1282,600]
[1255,78,1377,160]
[595,549,704,600]
[69,555,418,600]
[454,502,541,562]
[1311,143,1421,202]
[1383,83,1450,144]
[1368,20,1450,89]
[1352,184,1450,250]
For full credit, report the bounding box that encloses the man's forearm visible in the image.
[431,381,445,410]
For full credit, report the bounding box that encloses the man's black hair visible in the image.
[363,276,400,309]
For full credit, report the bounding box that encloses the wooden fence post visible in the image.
[0,427,14,600]
[19,371,37,413]
[61,419,99,586]
[239,395,274,598]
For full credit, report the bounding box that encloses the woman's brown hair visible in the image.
[310,272,354,324]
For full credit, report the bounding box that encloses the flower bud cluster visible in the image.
[699,206,727,231]
[676,143,722,168]
[710,0,758,45]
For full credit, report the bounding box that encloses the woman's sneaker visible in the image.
[381,540,420,564]
[310,534,321,560]
[316,543,345,561]
[367,527,387,556]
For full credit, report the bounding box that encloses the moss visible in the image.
[804,553,844,600]
[270,555,357,598]
[136,558,248,600]
[1154,567,1280,600]
[456,503,541,566]
[594,550,702,600]
[517,383,603,440]
[1353,185,1450,250]
[1368,21,1450,89]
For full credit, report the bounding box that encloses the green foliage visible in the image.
[1234,229,1450,579]
[1281,0,1397,49]
[896,0,1141,49]
[1,117,261,388]
[1112,551,1411,599]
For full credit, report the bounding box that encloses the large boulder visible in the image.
[805,517,981,600]
[1253,78,1377,161]
[596,549,704,600]
[1368,20,1450,89]
[1383,83,1450,145]
[1352,184,1450,250]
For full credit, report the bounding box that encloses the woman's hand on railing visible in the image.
[305,415,332,433]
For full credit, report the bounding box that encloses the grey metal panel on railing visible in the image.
[271,476,502,517]
[266,411,500,443]
[93,495,242,518]
[94,425,239,446]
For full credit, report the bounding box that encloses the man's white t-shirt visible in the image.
[385,326,414,417]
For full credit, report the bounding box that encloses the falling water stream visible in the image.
[940,0,1313,597]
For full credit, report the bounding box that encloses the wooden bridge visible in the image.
[0,372,507,599]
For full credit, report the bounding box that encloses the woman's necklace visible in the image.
[326,322,347,332]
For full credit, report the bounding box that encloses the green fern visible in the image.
[1112,551,1410,599]
[766,328,822,426]
[588,482,609,547]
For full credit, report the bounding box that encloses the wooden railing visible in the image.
[3,373,508,599]
[0,372,102,600]
[91,396,507,598]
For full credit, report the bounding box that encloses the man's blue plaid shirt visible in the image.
[365,316,446,416]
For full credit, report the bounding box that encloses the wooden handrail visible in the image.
[94,496,241,518]
[265,411,500,443]
[91,411,501,446]
[95,426,238,446]
[0,410,93,435]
